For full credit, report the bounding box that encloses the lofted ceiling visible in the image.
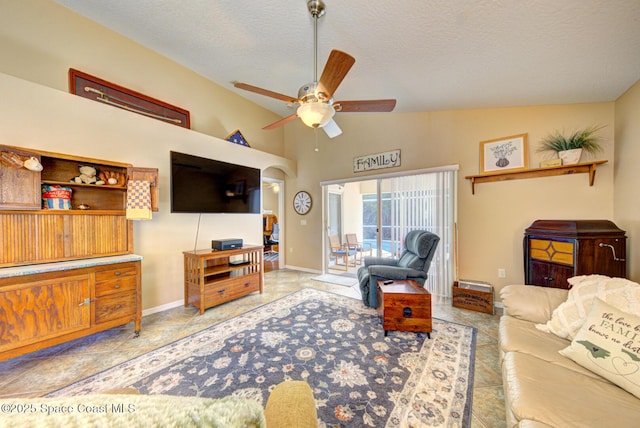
[54,0,640,121]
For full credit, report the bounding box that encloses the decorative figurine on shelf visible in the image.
[72,165,104,185]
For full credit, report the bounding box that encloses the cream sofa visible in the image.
[499,284,640,427]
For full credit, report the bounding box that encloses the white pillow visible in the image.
[536,275,640,340]
[560,298,640,399]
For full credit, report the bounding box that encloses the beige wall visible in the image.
[262,184,280,219]
[284,104,617,298]
[0,1,295,311]
[614,79,640,280]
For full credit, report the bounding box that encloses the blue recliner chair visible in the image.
[357,230,440,308]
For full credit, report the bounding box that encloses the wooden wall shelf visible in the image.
[465,160,607,194]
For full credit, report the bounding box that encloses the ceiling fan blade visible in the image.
[263,113,299,130]
[323,119,343,139]
[335,99,397,113]
[233,82,298,104]
[318,50,355,99]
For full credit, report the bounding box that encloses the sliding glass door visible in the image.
[323,166,457,296]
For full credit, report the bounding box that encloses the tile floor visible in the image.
[0,268,505,428]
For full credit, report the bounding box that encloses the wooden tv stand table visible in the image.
[183,245,263,315]
[376,279,432,338]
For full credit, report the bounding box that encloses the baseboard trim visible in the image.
[283,264,321,274]
[142,299,184,317]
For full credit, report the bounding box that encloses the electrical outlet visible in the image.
[498,268,506,278]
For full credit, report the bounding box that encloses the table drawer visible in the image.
[95,275,137,297]
[204,274,260,306]
[95,264,137,282]
[95,292,137,324]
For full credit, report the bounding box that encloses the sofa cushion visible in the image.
[536,275,640,340]
[500,285,568,324]
[502,351,640,427]
[560,298,640,400]
[499,316,607,380]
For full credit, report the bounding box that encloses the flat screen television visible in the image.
[170,151,261,214]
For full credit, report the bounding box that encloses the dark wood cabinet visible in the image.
[524,220,626,289]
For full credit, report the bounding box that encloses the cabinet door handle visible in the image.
[79,298,92,306]
[114,271,122,276]
[115,305,122,310]
[218,289,226,294]
[244,282,251,287]
[114,285,121,289]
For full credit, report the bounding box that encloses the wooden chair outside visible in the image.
[345,233,372,265]
[328,235,357,271]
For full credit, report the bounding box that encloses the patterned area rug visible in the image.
[49,289,476,427]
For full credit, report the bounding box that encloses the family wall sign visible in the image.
[353,149,401,173]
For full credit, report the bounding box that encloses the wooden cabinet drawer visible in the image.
[204,274,260,306]
[95,275,137,297]
[95,292,137,324]
[95,264,137,282]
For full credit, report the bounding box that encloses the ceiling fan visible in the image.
[233,0,396,139]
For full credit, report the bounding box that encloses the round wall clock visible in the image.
[293,190,312,215]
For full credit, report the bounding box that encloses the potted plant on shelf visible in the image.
[537,125,605,165]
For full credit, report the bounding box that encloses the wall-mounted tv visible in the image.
[170,151,261,214]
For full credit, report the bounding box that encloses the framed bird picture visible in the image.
[226,129,250,147]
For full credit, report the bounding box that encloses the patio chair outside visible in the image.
[345,233,372,265]
[328,235,357,271]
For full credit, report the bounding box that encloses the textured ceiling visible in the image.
[54,0,640,120]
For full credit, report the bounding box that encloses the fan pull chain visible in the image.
[315,128,319,152]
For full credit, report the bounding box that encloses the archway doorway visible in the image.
[262,176,284,272]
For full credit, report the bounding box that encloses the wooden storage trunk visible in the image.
[376,280,432,337]
[452,281,494,315]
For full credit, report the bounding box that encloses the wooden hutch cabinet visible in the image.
[524,220,627,289]
[0,144,157,361]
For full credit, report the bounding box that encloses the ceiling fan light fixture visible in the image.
[297,102,335,128]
